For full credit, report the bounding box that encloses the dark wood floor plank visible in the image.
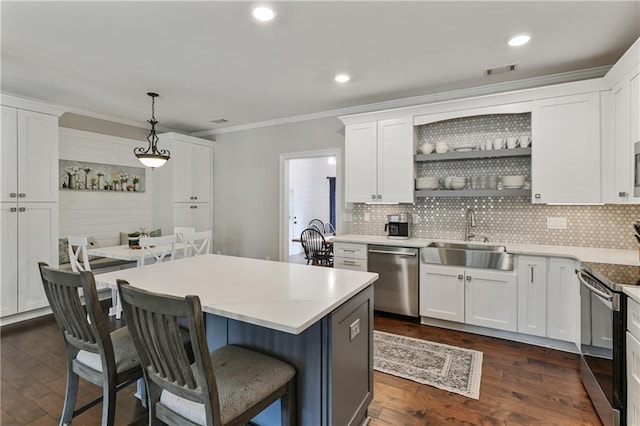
[1,311,601,425]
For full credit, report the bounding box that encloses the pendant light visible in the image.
[134,92,170,168]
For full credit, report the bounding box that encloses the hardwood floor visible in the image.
[1,311,601,425]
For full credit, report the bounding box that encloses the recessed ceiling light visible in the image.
[508,34,531,47]
[334,73,350,83]
[252,5,276,22]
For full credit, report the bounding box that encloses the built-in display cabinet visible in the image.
[153,132,214,235]
[1,96,65,319]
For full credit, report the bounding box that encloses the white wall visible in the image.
[289,156,336,254]
[58,128,154,247]
[212,117,348,260]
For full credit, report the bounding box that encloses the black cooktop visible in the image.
[583,262,640,288]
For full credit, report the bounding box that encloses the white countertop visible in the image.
[93,254,378,335]
[333,234,640,266]
[625,287,640,304]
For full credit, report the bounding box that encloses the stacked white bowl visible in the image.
[502,175,525,188]
[444,176,466,190]
[416,176,439,190]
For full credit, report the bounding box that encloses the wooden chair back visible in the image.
[323,222,336,235]
[181,230,212,258]
[300,228,332,265]
[117,281,222,425]
[67,236,91,272]
[139,234,176,266]
[308,219,324,233]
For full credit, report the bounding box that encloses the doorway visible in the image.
[279,149,340,262]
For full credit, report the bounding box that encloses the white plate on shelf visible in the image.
[453,143,477,152]
[454,147,474,152]
[503,185,524,189]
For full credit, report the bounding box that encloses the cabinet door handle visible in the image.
[194,196,198,200]
[530,266,534,283]
[18,193,26,198]
[377,194,382,199]
[10,207,17,212]
[371,194,376,199]
[18,207,26,212]
[619,192,629,197]
[9,193,17,198]
[458,274,463,280]
[535,193,541,199]
[466,275,472,281]
[193,205,197,209]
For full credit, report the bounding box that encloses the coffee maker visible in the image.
[384,214,411,239]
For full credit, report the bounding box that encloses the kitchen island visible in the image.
[93,254,378,426]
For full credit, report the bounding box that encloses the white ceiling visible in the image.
[2,1,639,134]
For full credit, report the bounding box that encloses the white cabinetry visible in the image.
[333,242,367,272]
[344,118,414,203]
[531,92,601,203]
[516,256,547,337]
[464,268,518,332]
[1,97,64,319]
[419,264,465,323]
[153,133,214,234]
[628,297,640,426]
[546,258,579,344]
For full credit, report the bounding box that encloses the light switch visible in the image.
[546,217,567,229]
[349,318,360,341]
[412,214,419,223]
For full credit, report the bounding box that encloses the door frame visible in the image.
[278,148,341,262]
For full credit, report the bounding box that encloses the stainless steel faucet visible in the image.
[465,208,476,241]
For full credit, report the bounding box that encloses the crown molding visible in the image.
[193,65,611,137]
[65,107,176,133]
[1,92,68,116]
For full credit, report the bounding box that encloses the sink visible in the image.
[421,242,514,271]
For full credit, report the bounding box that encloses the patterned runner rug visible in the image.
[373,330,483,399]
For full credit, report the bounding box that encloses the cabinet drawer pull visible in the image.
[619,191,629,197]
[342,260,356,265]
[9,193,17,198]
[343,249,356,253]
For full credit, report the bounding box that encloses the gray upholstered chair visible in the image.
[37,262,142,426]
[117,280,297,426]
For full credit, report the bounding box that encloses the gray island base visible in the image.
[206,285,374,426]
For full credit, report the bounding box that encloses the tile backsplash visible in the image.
[352,199,640,250]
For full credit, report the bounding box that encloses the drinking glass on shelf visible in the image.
[488,175,498,190]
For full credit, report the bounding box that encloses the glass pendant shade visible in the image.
[134,92,170,168]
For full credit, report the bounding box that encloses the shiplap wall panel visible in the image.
[59,128,154,248]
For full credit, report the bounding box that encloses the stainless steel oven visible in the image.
[578,263,631,426]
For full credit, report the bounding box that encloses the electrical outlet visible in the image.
[412,214,419,223]
[349,319,360,341]
[364,212,370,222]
[546,217,567,230]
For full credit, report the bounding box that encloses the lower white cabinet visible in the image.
[419,264,465,323]
[173,203,211,231]
[516,256,548,337]
[546,258,579,344]
[333,243,368,272]
[1,202,58,317]
[464,268,518,332]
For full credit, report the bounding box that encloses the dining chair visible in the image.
[37,262,143,426]
[300,228,333,266]
[181,230,212,258]
[139,234,176,266]
[174,227,196,243]
[116,280,297,426]
[308,218,324,234]
[323,222,336,236]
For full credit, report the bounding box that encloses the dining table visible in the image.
[93,253,378,426]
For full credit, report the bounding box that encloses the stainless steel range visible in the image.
[578,262,639,426]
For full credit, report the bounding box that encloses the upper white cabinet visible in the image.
[1,106,59,203]
[344,117,414,203]
[516,255,547,337]
[153,133,214,234]
[531,92,601,204]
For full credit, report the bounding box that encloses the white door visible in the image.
[344,122,377,203]
[1,203,18,317]
[173,203,195,228]
[193,143,212,203]
[419,264,465,323]
[17,202,57,312]
[192,203,211,232]
[18,110,59,202]
[1,106,18,203]
[547,258,579,343]
[465,269,518,332]
[517,256,547,337]
[172,142,194,203]
[531,93,601,203]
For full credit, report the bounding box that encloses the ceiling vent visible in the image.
[210,118,229,124]
[485,64,517,76]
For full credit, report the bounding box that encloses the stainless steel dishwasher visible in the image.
[367,245,419,317]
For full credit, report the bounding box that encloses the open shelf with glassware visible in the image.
[414,147,531,163]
